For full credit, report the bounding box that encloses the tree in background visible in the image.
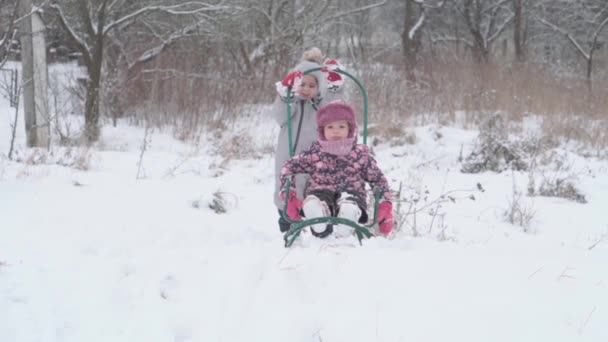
[22,0,607,143]
[0,0,20,68]
[400,0,445,82]
[221,0,386,79]
[511,0,529,63]
[535,0,608,93]
[47,0,228,144]
[444,0,514,63]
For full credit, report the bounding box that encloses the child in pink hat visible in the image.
[279,100,393,238]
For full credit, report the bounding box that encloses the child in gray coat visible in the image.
[272,47,345,232]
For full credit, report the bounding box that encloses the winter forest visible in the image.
[1,1,608,341]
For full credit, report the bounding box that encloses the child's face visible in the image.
[296,74,318,99]
[323,120,350,141]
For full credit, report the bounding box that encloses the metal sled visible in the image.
[280,67,381,247]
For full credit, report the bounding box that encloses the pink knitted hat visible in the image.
[316,100,358,140]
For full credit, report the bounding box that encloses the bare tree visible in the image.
[432,0,515,63]
[535,0,608,93]
[215,0,304,79]
[401,0,445,81]
[222,0,387,79]
[47,0,228,144]
[0,0,20,68]
[511,0,529,62]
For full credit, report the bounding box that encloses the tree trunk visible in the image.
[83,1,109,144]
[512,0,525,62]
[463,0,490,63]
[84,64,100,143]
[587,51,593,95]
[401,0,420,82]
[84,34,105,144]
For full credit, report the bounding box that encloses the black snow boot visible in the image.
[310,224,333,238]
[278,210,291,233]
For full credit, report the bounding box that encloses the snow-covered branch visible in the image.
[2,0,46,68]
[592,2,608,23]
[107,0,123,12]
[133,21,205,66]
[536,16,590,60]
[488,13,514,43]
[0,29,17,68]
[409,12,426,40]
[421,0,445,10]
[410,0,445,9]
[50,3,93,59]
[322,0,387,21]
[244,6,283,38]
[481,0,511,16]
[78,0,98,38]
[407,0,447,40]
[103,1,228,34]
[591,15,608,46]
[431,36,474,48]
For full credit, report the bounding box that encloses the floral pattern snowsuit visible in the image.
[280,141,392,210]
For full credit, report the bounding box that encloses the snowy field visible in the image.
[1,70,607,341]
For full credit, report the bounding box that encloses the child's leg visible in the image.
[302,195,332,237]
[335,193,365,238]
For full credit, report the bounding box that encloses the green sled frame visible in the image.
[280,67,381,247]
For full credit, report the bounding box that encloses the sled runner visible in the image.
[280,67,381,247]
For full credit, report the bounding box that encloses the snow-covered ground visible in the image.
[1,71,607,341]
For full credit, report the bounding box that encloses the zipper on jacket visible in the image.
[292,101,305,153]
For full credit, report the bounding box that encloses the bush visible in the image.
[12,147,92,171]
[538,178,587,203]
[461,112,527,173]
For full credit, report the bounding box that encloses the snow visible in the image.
[1,66,607,342]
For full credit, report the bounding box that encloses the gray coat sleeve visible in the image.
[271,96,296,127]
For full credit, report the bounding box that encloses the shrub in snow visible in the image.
[391,180,483,240]
[538,178,587,203]
[208,192,228,214]
[191,191,237,214]
[368,124,416,147]
[12,147,91,170]
[215,132,263,160]
[461,112,527,173]
[503,184,536,233]
[527,150,587,204]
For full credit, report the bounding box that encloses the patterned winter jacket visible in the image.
[280,141,392,205]
[272,89,345,209]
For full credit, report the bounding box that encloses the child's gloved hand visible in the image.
[323,58,344,70]
[280,190,303,220]
[326,71,343,92]
[281,70,303,87]
[275,71,303,100]
[323,59,344,92]
[377,201,393,236]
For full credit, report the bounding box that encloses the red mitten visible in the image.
[326,71,343,91]
[377,201,393,235]
[276,71,303,99]
[323,58,344,70]
[323,59,344,92]
[281,70,303,87]
[280,191,303,220]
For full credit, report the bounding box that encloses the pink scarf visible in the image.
[318,137,355,156]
